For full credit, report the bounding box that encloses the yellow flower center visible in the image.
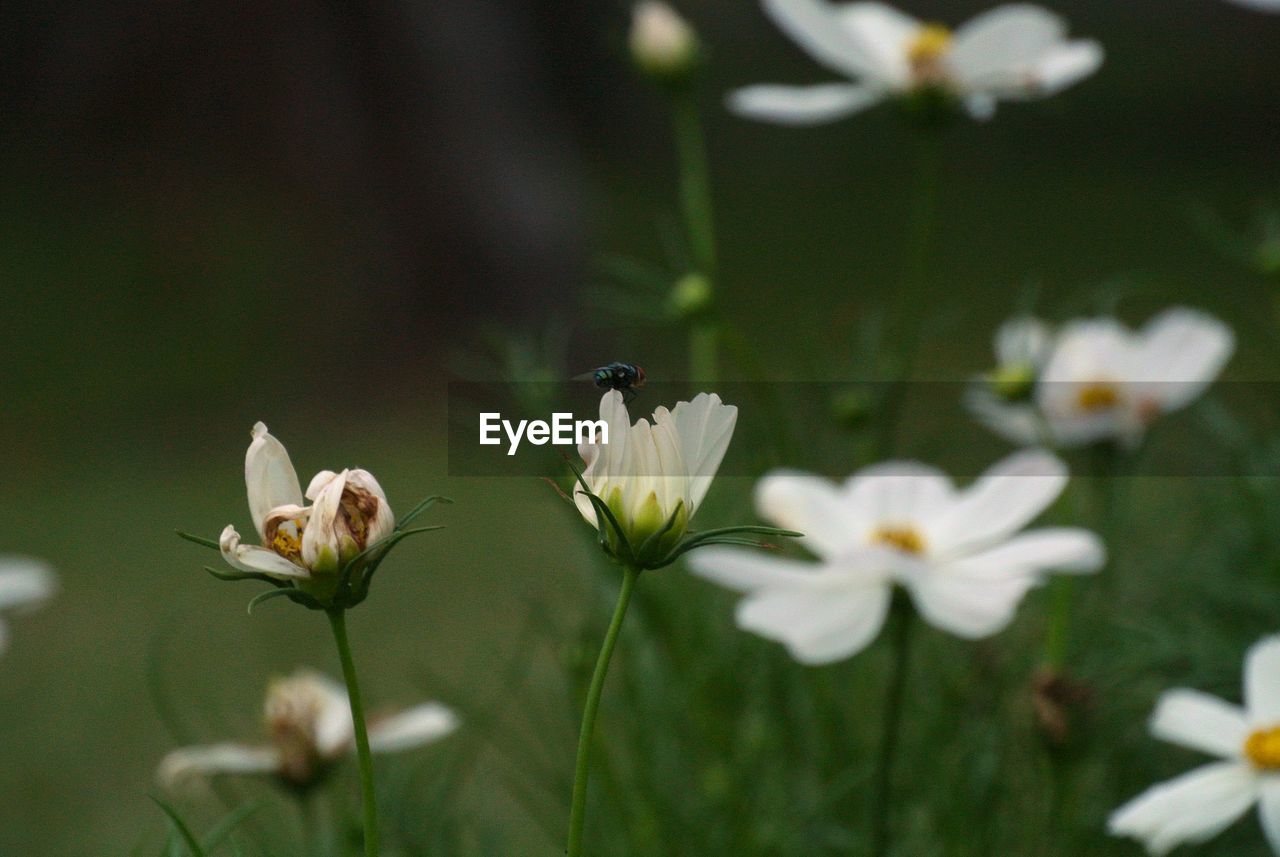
[1076,382,1120,413]
[871,525,926,555]
[1246,727,1280,770]
[907,24,952,81]
[270,519,305,561]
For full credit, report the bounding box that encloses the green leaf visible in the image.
[176,530,220,550]
[150,796,207,857]
[397,495,454,531]
[204,566,291,588]
[246,589,295,614]
[201,800,263,853]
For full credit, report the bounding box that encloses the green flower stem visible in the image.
[870,599,916,857]
[327,608,379,857]
[567,565,640,857]
[671,88,719,385]
[877,131,944,458]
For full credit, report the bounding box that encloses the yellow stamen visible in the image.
[871,525,926,555]
[907,24,952,76]
[270,519,305,560]
[1076,383,1120,412]
[1245,727,1280,770]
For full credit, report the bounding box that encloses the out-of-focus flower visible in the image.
[969,308,1235,450]
[0,558,55,654]
[219,423,394,583]
[689,450,1103,664]
[575,391,741,569]
[630,1,701,83]
[1223,0,1280,12]
[158,669,457,792]
[1109,636,1280,855]
[729,0,1103,125]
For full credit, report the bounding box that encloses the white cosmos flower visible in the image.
[1109,636,1280,855]
[219,423,395,581]
[969,308,1235,450]
[0,558,55,655]
[689,450,1103,664]
[158,669,458,791]
[575,391,737,568]
[730,0,1103,125]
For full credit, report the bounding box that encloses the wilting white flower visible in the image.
[219,423,395,581]
[0,558,55,654]
[575,391,737,569]
[630,1,700,80]
[689,450,1103,664]
[1109,636,1280,855]
[969,308,1235,450]
[158,669,457,791]
[730,0,1103,125]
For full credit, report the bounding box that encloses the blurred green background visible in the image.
[2,0,1279,853]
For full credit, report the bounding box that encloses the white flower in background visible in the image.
[1223,0,1280,12]
[1109,636,1280,855]
[158,669,458,791]
[575,391,737,568]
[689,450,1103,664]
[0,558,55,654]
[630,1,700,81]
[969,308,1235,450]
[730,0,1103,125]
[219,423,395,581]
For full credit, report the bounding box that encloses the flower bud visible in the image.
[666,272,713,321]
[629,2,700,85]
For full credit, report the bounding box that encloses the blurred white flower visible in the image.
[729,0,1103,125]
[575,391,737,568]
[689,450,1103,664]
[158,669,457,791]
[219,423,395,581]
[0,558,55,655]
[969,308,1235,450]
[630,1,700,81]
[1223,0,1280,12]
[1110,636,1280,855]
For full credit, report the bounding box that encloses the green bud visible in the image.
[667,272,714,321]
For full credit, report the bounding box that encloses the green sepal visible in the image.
[246,588,297,614]
[203,566,292,588]
[564,458,634,564]
[176,530,220,551]
[657,525,803,568]
[396,495,454,530]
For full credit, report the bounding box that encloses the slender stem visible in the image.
[671,88,719,385]
[1042,577,1075,670]
[567,565,640,857]
[877,131,943,458]
[870,601,915,857]
[327,608,379,857]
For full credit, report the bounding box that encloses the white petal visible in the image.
[307,671,357,758]
[761,0,885,78]
[964,390,1045,447]
[302,470,348,572]
[157,743,280,788]
[755,472,857,558]
[903,568,1038,639]
[1108,762,1259,856]
[1130,308,1234,415]
[664,392,737,513]
[219,525,310,580]
[995,316,1052,367]
[305,469,340,501]
[1259,778,1280,855]
[347,468,396,543]
[245,422,303,539]
[728,83,883,126]
[951,528,1105,579]
[929,450,1067,555]
[369,703,459,753]
[1029,40,1103,97]
[843,461,956,530]
[949,4,1067,88]
[689,546,837,591]
[736,577,891,665]
[1246,636,1280,725]
[0,558,56,612]
[576,391,634,529]
[834,3,919,86]
[1151,689,1250,760]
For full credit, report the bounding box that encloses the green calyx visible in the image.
[987,362,1037,402]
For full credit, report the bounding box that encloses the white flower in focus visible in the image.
[630,1,700,81]
[158,669,458,791]
[970,308,1235,450]
[219,423,395,581]
[689,450,1103,664]
[575,391,737,568]
[1109,636,1280,855]
[0,558,55,654]
[729,1,1103,125]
